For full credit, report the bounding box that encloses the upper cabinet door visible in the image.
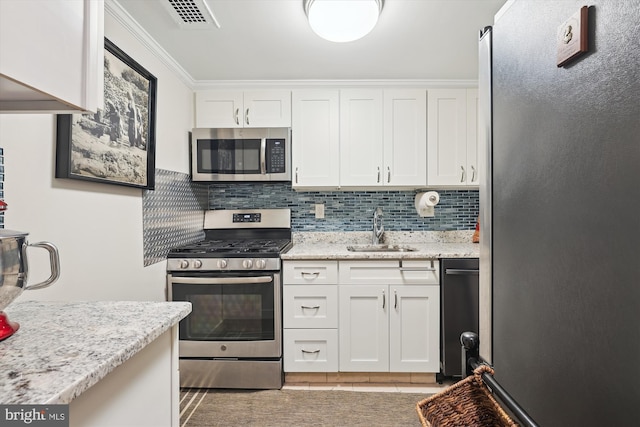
[427,88,478,187]
[466,89,479,185]
[0,0,104,113]
[339,89,384,187]
[195,90,291,128]
[291,89,340,188]
[243,90,291,128]
[427,89,467,186]
[195,91,244,128]
[383,90,427,187]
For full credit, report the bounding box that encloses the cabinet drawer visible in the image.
[283,329,339,372]
[283,261,338,284]
[283,285,338,329]
[339,260,439,285]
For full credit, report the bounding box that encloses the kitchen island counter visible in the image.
[0,300,191,408]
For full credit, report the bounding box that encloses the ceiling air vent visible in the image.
[161,0,220,29]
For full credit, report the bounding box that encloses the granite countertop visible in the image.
[0,300,191,405]
[281,231,480,260]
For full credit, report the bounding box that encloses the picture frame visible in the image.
[56,38,157,190]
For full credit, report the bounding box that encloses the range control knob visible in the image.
[217,259,228,269]
[242,259,254,269]
[255,259,267,269]
[179,260,189,269]
[192,259,203,269]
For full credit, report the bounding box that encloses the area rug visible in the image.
[180,388,431,427]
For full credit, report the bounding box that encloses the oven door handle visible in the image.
[170,276,274,285]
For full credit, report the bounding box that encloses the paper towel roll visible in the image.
[415,191,440,209]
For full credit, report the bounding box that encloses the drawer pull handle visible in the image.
[301,271,320,278]
[399,267,437,272]
[301,349,321,354]
[301,305,320,310]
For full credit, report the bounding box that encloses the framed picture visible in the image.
[56,38,157,190]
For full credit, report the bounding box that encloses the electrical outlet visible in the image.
[315,203,325,219]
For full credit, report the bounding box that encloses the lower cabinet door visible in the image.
[283,329,338,372]
[389,285,440,372]
[339,285,389,372]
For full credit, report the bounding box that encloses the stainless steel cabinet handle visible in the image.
[295,167,299,184]
[382,289,386,309]
[471,165,476,182]
[399,267,437,272]
[460,166,466,183]
[301,271,319,278]
[377,166,381,183]
[387,166,391,183]
[301,349,321,354]
[234,108,239,125]
[394,289,398,309]
[245,108,250,125]
[301,305,320,310]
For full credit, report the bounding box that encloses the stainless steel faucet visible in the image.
[372,207,384,245]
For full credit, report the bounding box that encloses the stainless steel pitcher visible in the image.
[0,229,60,311]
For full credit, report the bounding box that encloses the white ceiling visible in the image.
[114,0,507,82]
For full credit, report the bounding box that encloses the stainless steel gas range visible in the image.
[167,208,292,389]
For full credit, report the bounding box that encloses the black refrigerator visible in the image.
[478,1,640,426]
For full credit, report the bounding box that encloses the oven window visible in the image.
[173,280,275,341]
[197,139,261,174]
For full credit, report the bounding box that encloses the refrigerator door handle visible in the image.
[445,268,479,276]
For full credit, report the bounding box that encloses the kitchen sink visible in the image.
[346,244,417,252]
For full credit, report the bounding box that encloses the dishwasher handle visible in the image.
[444,268,479,276]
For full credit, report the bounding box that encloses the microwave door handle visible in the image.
[170,276,274,285]
[260,138,267,174]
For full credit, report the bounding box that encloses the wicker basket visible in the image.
[416,365,519,427]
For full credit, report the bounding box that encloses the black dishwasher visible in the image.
[438,258,479,381]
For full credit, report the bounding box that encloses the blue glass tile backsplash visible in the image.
[208,183,478,231]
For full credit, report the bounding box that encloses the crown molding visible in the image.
[192,79,479,91]
[106,0,196,89]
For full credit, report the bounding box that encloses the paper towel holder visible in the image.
[415,191,440,217]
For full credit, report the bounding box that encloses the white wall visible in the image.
[1,12,193,303]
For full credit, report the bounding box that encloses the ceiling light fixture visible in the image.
[303,0,384,43]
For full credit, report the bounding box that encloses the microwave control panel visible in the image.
[266,139,286,173]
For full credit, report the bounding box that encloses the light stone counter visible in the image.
[0,300,191,405]
[282,231,479,260]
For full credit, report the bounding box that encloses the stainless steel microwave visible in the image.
[190,128,291,182]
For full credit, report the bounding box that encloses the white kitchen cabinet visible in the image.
[383,89,427,187]
[283,261,339,372]
[195,90,291,128]
[339,284,390,371]
[290,88,427,189]
[291,90,340,187]
[0,0,104,113]
[339,89,427,187]
[338,260,440,372]
[339,89,384,186]
[427,88,479,187]
[389,285,440,372]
